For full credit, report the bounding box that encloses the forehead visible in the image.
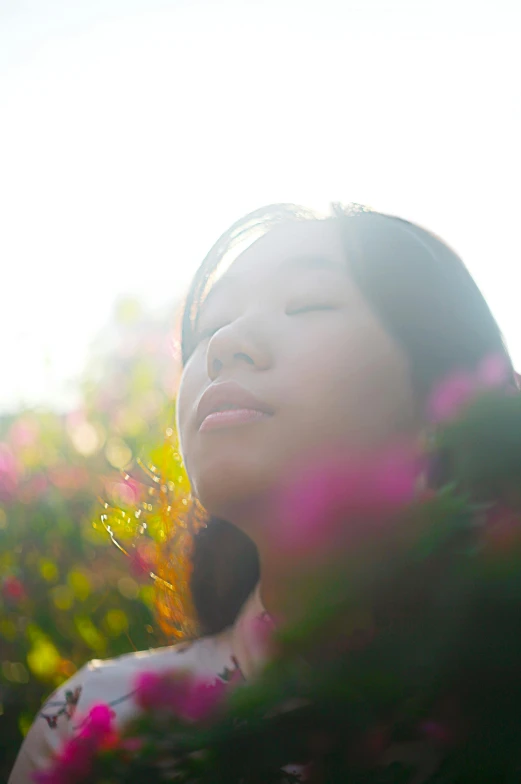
[206,219,346,300]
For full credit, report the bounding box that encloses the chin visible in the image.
[189,451,274,521]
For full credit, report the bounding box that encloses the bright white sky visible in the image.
[0,0,520,414]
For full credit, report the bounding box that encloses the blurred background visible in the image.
[0,0,520,777]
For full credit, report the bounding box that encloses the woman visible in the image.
[8,203,514,782]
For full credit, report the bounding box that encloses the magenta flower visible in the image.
[477,354,510,389]
[129,541,156,579]
[134,670,226,722]
[2,575,26,603]
[427,354,512,424]
[111,477,141,507]
[81,704,113,738]
[134,671,166,709]
[274,446,420,555]
[33,704,115,784]
[8,417,40,449]
[0,442,19,502]
[427,371,476,424]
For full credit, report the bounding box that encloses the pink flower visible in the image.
[33,705,115,784]
[134,671,166,709]
[274,446,420,554]
[478,354,510,389]
[427,371,476,424]
[427,354,512,424]
[129,541,156,579]
[134,670,226,722]
[2,575,26,603]
[81,704,114,738]
[0,443,19,502]
[111,477,141,507]
[9,418,40,449]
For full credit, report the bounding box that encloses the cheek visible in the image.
[282,318,415,449]
[175,360,206,460]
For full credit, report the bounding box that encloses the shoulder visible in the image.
[8,631,242,784]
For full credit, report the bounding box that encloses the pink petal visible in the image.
[477,354,509,389]
[427,371,476,423]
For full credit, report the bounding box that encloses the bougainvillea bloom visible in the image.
[274,446,420,555]
[2,575,26,603]
[129,541,156,579]
[33,704,115,784]
[134,670,226,722]
[427,354,511,424]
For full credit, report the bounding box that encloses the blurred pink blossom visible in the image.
[33,704,115,784]
[427,354,512,424]
[134,671,226,722]
[129,541,156,579]
[8,418,40,449]
[111,477,141,507]
[478,354,510,389]
[274,446,420,555]
[2,575,26,603]
[0,442,19,502]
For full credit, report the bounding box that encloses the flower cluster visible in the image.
[34,705,115,784]
[134,670,227,722]
[30,361,521,784]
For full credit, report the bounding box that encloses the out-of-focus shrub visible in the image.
[0,299,184,779]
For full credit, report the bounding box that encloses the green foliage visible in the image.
[0,299,181,779]
[37,388,521,783]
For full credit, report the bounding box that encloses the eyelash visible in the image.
[286,303,337,315]
[193,303,337,347]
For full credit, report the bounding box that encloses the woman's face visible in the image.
[177,220,417,524]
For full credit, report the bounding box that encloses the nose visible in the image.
[206,318,272,380]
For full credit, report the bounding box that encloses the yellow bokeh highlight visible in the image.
[117,576,139,599]
[39,559,59,582]
[51,585,74,611]
[105,437,132,469]
[74,616,106,654]
[2,661,29,684]
[27,639,60,680]
[104,609,128,637]
[67,569,91,601]
[69,421,104,457]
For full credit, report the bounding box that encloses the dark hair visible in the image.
[181,203,514,636]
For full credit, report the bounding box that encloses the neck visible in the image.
[228,504,313,627]
[223,495,295,624]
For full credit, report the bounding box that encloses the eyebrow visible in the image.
[200,254,342,312]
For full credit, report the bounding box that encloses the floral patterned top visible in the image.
[8,585,277,784]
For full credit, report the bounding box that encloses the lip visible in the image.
[196,381,274,431]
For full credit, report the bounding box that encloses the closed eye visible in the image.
[286,303,338,316]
